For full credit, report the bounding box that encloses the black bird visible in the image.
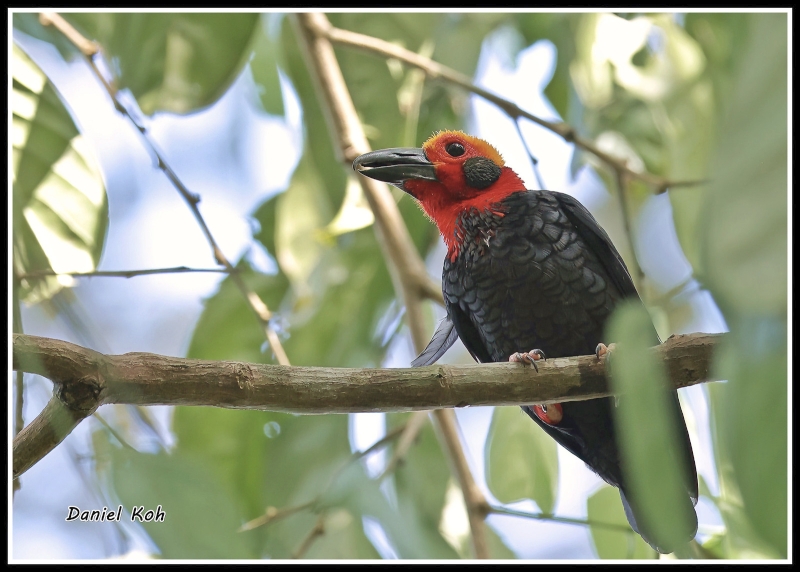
[354,130,698,553]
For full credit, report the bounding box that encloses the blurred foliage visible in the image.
[64,13,260,115]
[587,485,655,559]
[11,43,108,305]
[485,407,558,514]
[12,11,787,561]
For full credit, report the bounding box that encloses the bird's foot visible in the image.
[509,349,547,373]
[595,342,617,362]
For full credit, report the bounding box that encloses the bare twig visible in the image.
[489,505,633,533]
[378,410,429,480]
[512,119,546,190]
[433,408,491,557]
[292,514,326,559]
[239,500,317,532]
[614,168,645,289]
[13,285,24,438]
[319,21,707,195]
[39,11,290,367]
[20,266,232,280]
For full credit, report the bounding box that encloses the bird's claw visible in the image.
[509,349,547,372]
[595,342,616,362]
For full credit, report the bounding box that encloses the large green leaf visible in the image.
[63,13,260,115]
[484,406,558,514]
[12,43,108,304]
[715,323,786,559]
[110,447,255,559]
[249,14,285,116]
[705,382,784,559]
[699,12,787,317]
[606,301,696,555]
[587,485,656,559]
[696,15,787,557]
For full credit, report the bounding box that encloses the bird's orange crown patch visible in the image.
[422,130,505,167]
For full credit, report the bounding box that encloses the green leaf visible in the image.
[249,14,284,116]
[12,43,108,305]
[587,485,656,559]
[274,153,333,298]
[699,12,787,317]
[110,448,255,559]
[606,301,696,555]
[706,323,787,559]
[64,13,260,115]
[485,406,558,514]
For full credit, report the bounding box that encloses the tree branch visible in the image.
[13,332,722,478]
[319,21,707,195]
[13,396,96,480]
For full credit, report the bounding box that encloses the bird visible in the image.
[353,130,698,554]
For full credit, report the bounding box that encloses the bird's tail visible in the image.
[619,488,697,554]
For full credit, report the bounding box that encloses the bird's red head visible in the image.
[353,131,526,255]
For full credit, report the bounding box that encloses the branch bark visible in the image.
[13,332,723,478]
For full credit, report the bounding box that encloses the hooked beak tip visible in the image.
[352,148,438,190]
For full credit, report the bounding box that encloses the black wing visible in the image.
[552,191,641,303]
[554,191,698,504]
[411,316,459,367]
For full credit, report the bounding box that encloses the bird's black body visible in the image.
[415,190,698,552]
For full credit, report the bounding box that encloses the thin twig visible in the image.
[39,11,290,367]
[378,410,428,481]
[433,408,491,557]
[13,285,25,438]
[20,266,232,279]
[292,514,326,559]
[320,22,707,195]
[91,412,135,450]
[614,168,645,289]
[489,505,634,533]
[239,500,317,532]
[512,119,546,190]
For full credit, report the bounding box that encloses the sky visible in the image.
[11,17,728,561]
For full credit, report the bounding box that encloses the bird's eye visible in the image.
[445,142,465,157]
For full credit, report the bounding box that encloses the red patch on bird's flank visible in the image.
[532,403,563,426]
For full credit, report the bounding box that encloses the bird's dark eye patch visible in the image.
[445,142,465,157]
[463,157,502,189]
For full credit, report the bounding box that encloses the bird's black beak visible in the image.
[352,148,438,192]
